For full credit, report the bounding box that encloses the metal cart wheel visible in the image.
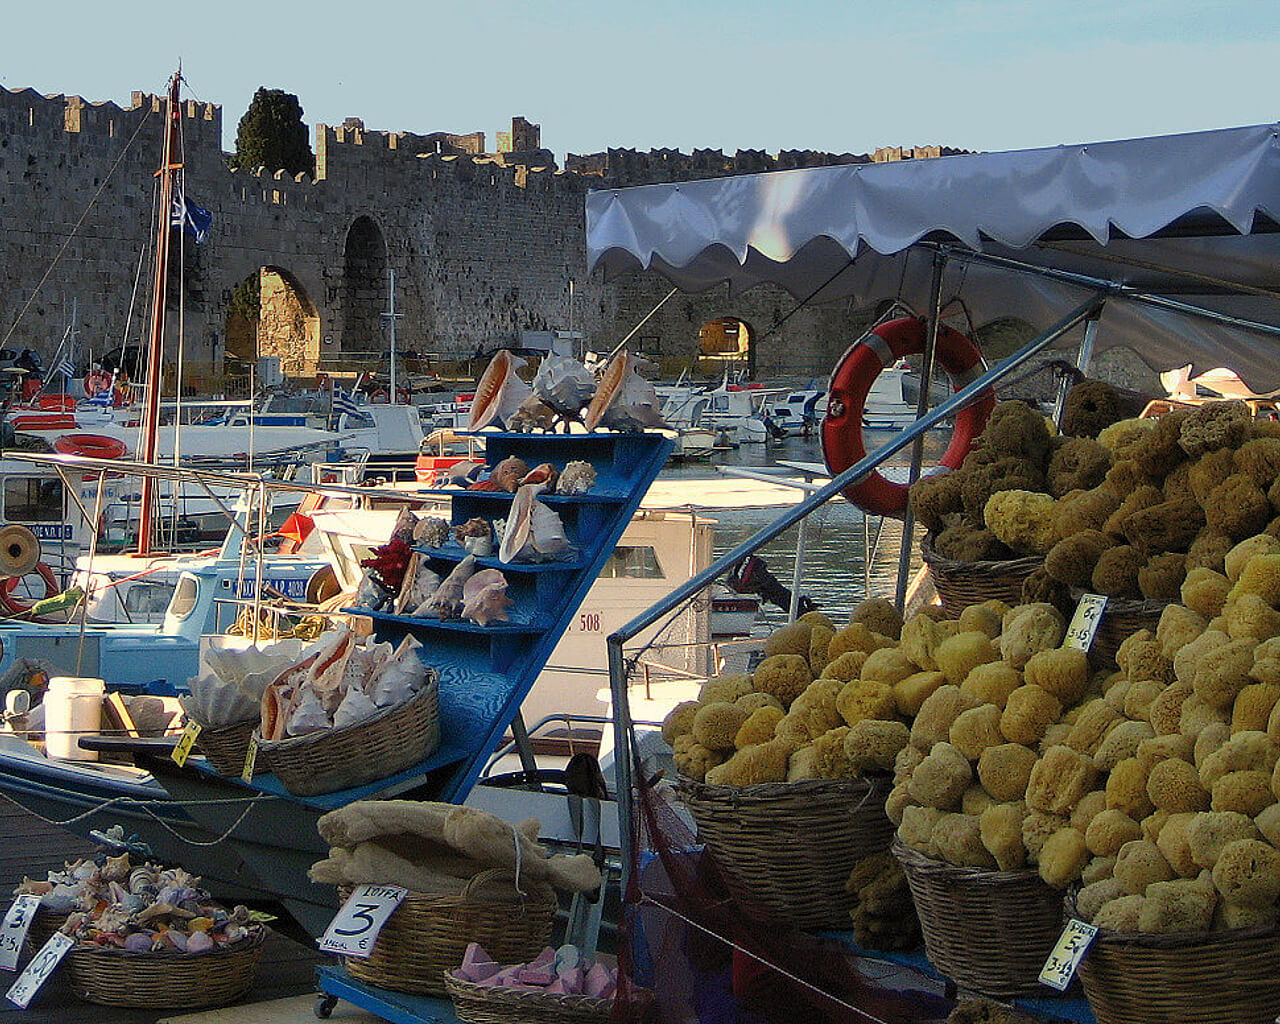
[314,993,338,1019]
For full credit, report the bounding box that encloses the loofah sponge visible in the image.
[911,685,980,751]
[1114,839,1176,894]
[734,706,784,749]
[1107,757,1156,820]
[1026,745,1099,816]
[1039,828,1091,888]
[907,742,973,810]
[752,654,812,709]
[1212,839,1280,908]
[692,702,752,751]
[999,603,1066,669]
[950,703,1005,761]
[844,719,910,773]
[1000,685,1063,746]
[978,743,1039,803]
[932,812,998,869]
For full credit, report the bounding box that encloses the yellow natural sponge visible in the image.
[999,603,1066,669]
[1216,900,1280,930]
[692,702,752,751]
[1187,811,1262,870]
[899,614,945,671]
[1229,553,1280,606]
[843,719,910,773]
[959,662,1024,708]
[907,742,973,810]
[885,782,916,825]
[1137,734,1196,768]
[984,490,1059,555]
[661,701,700,745]
[1155,812,1201,877]
[827,622,891,661]
[898,805,946,856]
[1211,839,1280,908]
[1233,437,1280,488]
[1123,679,1167,723]
[1254,803,1280,847]
[811,727,857,780]
[1071,790,1109,834]
[821,650,868,683]
[1180,697,1230,741]
[673,734,725,781]
[1065,699,1124,755]
[1083,854,1116,886]
[978,743,1039,803]
[1155,604,1207,660]
[799,609,836,631]
[894,744,926,786]
[734,706,784,749]
[962,784,997,817]
[1138,875,1218,933]
[1225,593,1280,643]
[1225,534,1280,582]
[950,703,1005,761]
[736,691,784,715]
[980,801,1028,870]
[1000,685,1064,746]
[706,737,794,786]
[835,680,897,729]
[1023,647,1090,705]
[1022,811,1071,863]
[1094,893,1147,931]
[1107,757,1156,820]
[860,648,918,688]
[782,679,844,740]
[763,621,814,659]
[850,598,904,641]
[1095,720,1157,772]
[1086,809,1143,857]
[1026,745,1100,816]
[1147,757,1210,813]
[1181,568,1232,621]
[957,601,1005,639]
[1117,630,1174,685]
[1190,637,1256,711]
[932,812,998,869]
[1199,730,1280,787]
[1077,878,1128,923]
[935,631,999,686]
[752,654,812,708]
[1231,684,1280,735]
[808,625,834,677]
[1114,839,1176,894]
[1194,722,1231,768]
[1211,771,1276,817]
[893,670,947,718]
[910,685,979,751]
[1149,680,1194,736]
[1039,827,1091,888]
[786,744,820,782]
[700,674,755,704]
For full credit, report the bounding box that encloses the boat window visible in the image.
[599,545,664,579]
[3,476,63,522]
[168,576,199,619]
[125,582,176,616]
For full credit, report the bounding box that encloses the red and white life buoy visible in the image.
[821,317,995,518]
[53,434,128,460]
[0,562,58,615]
[84,370,113,399]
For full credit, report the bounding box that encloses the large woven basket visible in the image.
[24,909,68,952]
[1065,895,1280,1024]
[341,870,557,997]
[194,718,260,777]
[1069,590,1167,669]
[675,775,895,930]
[920,536,1043,618]
[892,840,1064,998]
[256,670,440,796]
[444,972,615,1024]
[64,931,266,1008]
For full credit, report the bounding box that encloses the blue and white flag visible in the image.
[170,187,213,244]
[87,387,113,407]
[55,357,75,379]
[333,390,360,416]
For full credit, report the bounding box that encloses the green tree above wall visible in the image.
[233,88,314,177]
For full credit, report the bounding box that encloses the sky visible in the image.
[2,0,1278,161]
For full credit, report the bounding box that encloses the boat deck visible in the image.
[0,799,324,1024]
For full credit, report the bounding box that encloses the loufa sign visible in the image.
[317,884,407,957]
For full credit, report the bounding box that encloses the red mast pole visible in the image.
[137,70,181,555]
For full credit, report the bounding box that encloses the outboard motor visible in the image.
[727,555,817,615]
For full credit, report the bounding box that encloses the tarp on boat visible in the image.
[586,123,1280,390]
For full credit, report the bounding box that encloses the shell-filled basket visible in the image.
[194,719,260,777]
[675,775,895,931]
[341,870,557,997]
[920,535,1043,619]
[255,669,440,796]
[64,930,267,1009]
[892,840,1065,999]
[1064,893,1280,1024]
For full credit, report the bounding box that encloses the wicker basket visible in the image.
[1069,590,1167,669]
[64,931,266,1009]
[194,719,260,777]
[445,972,615,1024]
[1065,895,1280,1024]
[342,870,557,997]
[25,909,68,952]
[892,840,1064,998]
[675,775,894,930]
[256,669,440,796]
[920,535,1043,618]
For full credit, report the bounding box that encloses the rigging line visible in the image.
[173,111,188,546]
[2,105,155,348]
[752,256,857,348]
[1037,239,1280,301]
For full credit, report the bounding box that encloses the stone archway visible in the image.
[223,267,320,376]
[341,216,387,354]
[697,316,756,376]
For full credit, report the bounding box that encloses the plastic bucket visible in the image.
[44,677,106,761]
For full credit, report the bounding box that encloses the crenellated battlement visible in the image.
[0,85,220,142]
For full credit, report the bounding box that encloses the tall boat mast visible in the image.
[137,69,181,555]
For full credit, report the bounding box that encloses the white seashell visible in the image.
[469,351,532,430]
[584,350,668,431]
[332,684,381,729]
[463,534,492,556]
[558,460,596,495]
[285,687,331,736]
[367,636,427,706]
[532,355,595,416]
[499,483,574,563]
[508,394,557,432]
[417,556,478,618]
[396,553,442,614]
[413,516,451,549]
[462,569,513,625]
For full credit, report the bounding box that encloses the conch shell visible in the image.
[519,463,558,491]
[453,517,493,556]
[469,456,528,492]
[533,355,595,417]
[397,552,442,613]
[558,460,596,495]
[508,395,557,432]
[584,350,667,431]
[419,555,478,618]
[499,483,573,563]
[413,516,451,549]
[468,351,532,430]
[462,569,514,625]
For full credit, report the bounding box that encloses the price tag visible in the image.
[5,932,74,1008]
[1062,593,1108,652]
[171,720,202,767]
[1038,917,1098,991]
[241,737,258,782]
[0,895,41,971]
[317,884,407,957]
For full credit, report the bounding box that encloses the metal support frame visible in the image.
[606,291,1107,896]
[1052,312,1102,425]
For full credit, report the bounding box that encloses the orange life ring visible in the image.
[0,562,58,615]
[821,317,995,518]
[54,433,128,460]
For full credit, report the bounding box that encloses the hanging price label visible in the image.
[171,720,202,767]
[6,932,74,1008]
[241,737,258,782]
[317,884,407,957]
[1038,917,1098,991]
[0,895,41,972]
[1062,593,1108,652]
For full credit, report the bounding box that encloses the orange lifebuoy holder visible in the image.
[821,317,996,518]
[53,433,128,460]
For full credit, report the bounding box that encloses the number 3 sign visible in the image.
[317,885,407,957]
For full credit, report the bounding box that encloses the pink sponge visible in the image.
[584,962,614,999]
[557,966,584,994]
[457,943,501,983]
[518,965,557,986]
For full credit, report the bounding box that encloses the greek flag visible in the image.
[333,389,360,416]
[170,187,213,244]
[55,357,75,379]
[87,388,113,407]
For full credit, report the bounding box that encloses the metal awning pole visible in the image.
[894,250,946,610]
[1052,312,1102,425]
[788,516,808,622]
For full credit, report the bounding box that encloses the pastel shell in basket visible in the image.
[499,483,572,563]
[468,350,532,430]
[532,354,595,417]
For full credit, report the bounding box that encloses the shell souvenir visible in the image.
[584,350,668,431]
[396,552,442,614]
[519,462,559,491]
[532,354,595,418]
[414,515,452,549]
[558,460,596,495]
[368,635,428,706]
[462,569,514,626]
[419,555,479,619]
[469,455,529,492]
[468,351,532,430]
[453,517,493,556]
[499,483,574,563]
[508,394,558,432]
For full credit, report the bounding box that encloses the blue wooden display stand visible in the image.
[313,965,461,1023]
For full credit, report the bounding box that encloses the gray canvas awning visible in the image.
[586,123,1280,390]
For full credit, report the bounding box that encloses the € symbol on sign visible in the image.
[359,936,369,950]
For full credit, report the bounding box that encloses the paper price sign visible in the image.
[1038,918,1098,991]
[241,737,258,782]
[0,895,41,971]
[6,931,73,1008]
[317,885,407,957]
[171,720,202,767]
[1063,593,1108,652]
